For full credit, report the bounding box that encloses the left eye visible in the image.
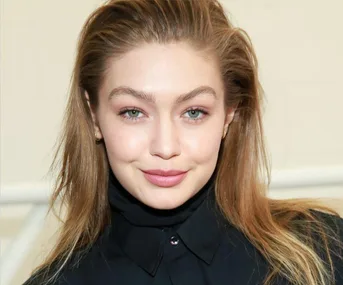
[119,108,144,120]
[125,109,141,118]
[184,109,207,120]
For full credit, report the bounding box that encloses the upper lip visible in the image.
[142,169,188,176]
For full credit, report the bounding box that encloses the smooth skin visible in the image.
[87,42,235,210]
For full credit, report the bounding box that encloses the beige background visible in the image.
[1,0,342,284]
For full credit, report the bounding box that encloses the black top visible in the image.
[107,167,216,228]
[23,173,343,285]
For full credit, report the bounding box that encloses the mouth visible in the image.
[141,169,188,187]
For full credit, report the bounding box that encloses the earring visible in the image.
[222,127,228,139]
[95,133,102,143]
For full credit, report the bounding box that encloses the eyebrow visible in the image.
[108,85,217,104]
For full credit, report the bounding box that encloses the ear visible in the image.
[85,91,103,141]
[222,105,237,139]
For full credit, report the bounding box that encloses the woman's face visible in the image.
[89,42,235,209]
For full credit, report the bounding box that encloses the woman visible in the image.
[24,0,343,284]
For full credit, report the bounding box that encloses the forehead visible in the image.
[100,42,224,100]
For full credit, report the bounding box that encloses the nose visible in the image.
[149,117,181,160]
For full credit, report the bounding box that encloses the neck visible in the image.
[108,169,216,227]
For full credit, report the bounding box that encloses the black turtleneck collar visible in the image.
[106,168,228,276]
[108,168,217,227]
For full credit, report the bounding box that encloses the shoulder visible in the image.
[295,209,343,251]
[289,208,343,237]
[308,209,343,282]
[22,263,65,285]
[309,209,343,238]
[22,233,108,285]
[24,225,114,285]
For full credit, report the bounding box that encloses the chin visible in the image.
[143,194,186,210]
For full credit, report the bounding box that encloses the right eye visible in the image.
[118,107,145,121]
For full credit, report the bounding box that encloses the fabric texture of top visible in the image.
[23,172,343,285]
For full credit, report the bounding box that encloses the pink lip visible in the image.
[141,169,188,187]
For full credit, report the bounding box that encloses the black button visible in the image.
[170,235,180,246]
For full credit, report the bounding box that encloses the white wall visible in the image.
[1,0,104,187]
[222,0,343,170]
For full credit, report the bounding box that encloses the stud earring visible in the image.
[95,132,102,143]
[222,127,228,139]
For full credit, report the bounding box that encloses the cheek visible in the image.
[102,124,148,163]
[181,125,222,163]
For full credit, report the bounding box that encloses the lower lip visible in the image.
[142,172,188,187]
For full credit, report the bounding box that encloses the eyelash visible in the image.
[183,107,209,122]
[118,107,144,121]
[118,107,209,123]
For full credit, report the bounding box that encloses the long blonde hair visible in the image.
[33,0,342,284]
